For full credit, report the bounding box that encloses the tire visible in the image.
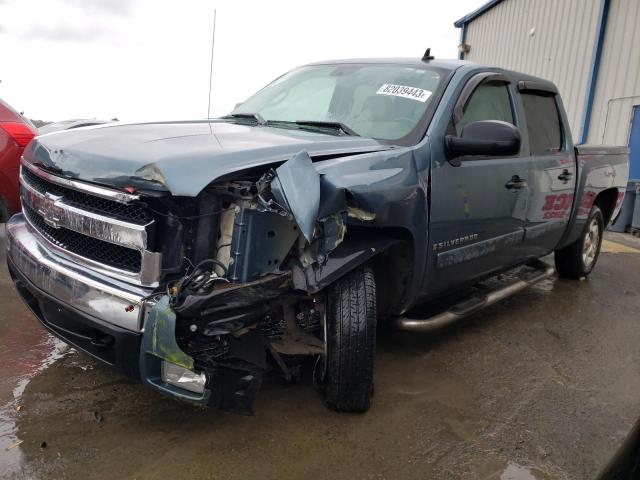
[555,205,604,278]
[322,264,377,413]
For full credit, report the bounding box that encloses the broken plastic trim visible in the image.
[140,296,212,405]
[143,296,194,369]
[171,272,293,317]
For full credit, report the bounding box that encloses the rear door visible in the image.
[428,73,529,294]
[518,85,576,256]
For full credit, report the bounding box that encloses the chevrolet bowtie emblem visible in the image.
[38,192,63,229]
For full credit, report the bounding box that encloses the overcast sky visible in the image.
[0,0,485,122]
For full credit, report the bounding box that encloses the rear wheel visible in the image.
[555,205,604,278]
[320,265,376,413]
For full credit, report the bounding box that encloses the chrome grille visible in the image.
[21,167,152,224]
[19,159,162,287]
[23,204,142,272]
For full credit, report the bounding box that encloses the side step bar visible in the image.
[394,260,555,333]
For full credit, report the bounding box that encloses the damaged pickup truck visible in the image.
[7,56,629,414]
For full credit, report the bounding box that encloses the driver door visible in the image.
[427,74,529,295]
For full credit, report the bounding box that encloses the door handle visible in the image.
[558,169,573,182]
[505,175,527,189]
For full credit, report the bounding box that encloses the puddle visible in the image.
[531,276,556,293]
[0,228,70,476]
[0,333,68,476]
[500,462,548,480]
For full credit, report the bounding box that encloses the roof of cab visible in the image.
[304,57,560,93]
[305,57,472,71]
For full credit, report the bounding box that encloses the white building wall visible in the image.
[463,0,601,141]
[587,0,640,145]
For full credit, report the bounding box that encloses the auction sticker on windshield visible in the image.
[376,84,432,102]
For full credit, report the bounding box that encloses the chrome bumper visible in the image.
[6,214,153,331]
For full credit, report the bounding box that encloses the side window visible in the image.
[521,92,563,155]
[456,81,514,135]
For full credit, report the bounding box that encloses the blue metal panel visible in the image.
[578,0,610,144]
[454,0,505,28]
[629,106,640,180]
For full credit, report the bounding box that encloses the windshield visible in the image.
[230,64,444,144]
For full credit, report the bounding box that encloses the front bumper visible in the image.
[7,214,267,411]
[6,214,152,377]
[6,214,151,331]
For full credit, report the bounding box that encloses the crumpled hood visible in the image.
[23,120,390,196]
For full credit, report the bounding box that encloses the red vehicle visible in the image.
[0,98,37,221]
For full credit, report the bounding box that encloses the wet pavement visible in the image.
[1,226,639,480]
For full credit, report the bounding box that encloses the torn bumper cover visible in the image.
[140,296,264,413]
[139,297,209,403]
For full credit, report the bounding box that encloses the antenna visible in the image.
[207,9,217,119]
[422,48,434,61]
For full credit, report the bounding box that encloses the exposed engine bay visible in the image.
[141,151,359,414]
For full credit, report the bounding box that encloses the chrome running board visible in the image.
[394,260,556,333]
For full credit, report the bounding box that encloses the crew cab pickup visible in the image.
[7,56,629,413]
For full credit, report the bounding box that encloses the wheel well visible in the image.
[362,227,414,320]
[594,188,619,225]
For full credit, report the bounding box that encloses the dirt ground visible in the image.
[1,227,639,480]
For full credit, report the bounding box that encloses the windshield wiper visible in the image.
[221,113,267,126]
[293,120,359,137]
[222,116,360,137]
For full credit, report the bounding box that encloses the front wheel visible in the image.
[555,205,604,278]
[320,265,377,413]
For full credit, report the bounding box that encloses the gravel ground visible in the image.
[1,227,639,480]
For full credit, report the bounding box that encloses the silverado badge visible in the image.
[433,233,479,251]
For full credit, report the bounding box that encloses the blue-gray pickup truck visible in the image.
[7,54,629,414]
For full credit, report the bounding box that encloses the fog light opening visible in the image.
[161,361,207,394]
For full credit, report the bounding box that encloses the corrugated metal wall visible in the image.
[463,0,601,141]
[587,0,640,145]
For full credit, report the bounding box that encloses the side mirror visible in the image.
[445,120,521,164]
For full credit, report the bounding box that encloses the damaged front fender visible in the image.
[269,151,320,243]
[292,233,400,293]
[253,149,382,291]
[254,150,351,276]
